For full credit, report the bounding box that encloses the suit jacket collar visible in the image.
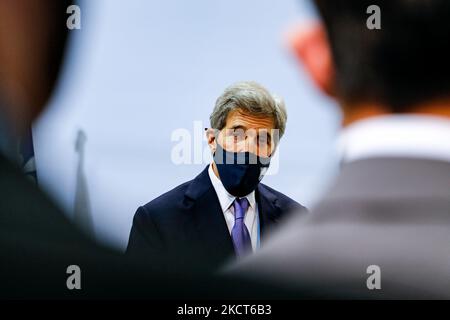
[256,183,283,240]
[184,166,214,201]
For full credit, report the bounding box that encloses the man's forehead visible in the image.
[225,109,275,130]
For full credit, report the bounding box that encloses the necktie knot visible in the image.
[233,197,249,220]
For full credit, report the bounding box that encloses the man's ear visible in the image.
[287,22,335,97]
[205,128,217,153]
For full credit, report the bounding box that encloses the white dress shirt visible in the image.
[208,163,260,251]
[337,115,450,164]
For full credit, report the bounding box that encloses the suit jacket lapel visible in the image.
[256,184,282,243]
[185,166,235,264]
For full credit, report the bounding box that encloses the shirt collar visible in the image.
[208,162,256,213]
[337,115,450,164]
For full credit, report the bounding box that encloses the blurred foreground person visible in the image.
[228,0,450,299]
[0,0,212,299]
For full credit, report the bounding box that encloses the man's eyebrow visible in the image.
[229,125,247,131]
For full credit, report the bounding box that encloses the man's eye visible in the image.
[232,130,245,138]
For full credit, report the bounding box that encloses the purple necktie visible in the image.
[231,197,252,257]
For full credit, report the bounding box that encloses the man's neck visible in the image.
[211,161,221,180]
[342,99,450,127]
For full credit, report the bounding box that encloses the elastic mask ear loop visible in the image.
[212,128,223,164]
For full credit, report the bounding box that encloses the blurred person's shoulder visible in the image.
[0,154,127,298]
[240,157,450,298]
[0,153,91,246]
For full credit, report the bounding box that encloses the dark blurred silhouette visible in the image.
[229,0,450,299]
[0,0,100,299]
[0,0,217,299]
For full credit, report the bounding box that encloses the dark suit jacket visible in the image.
[126,165,306,272]
[231,157,450,299]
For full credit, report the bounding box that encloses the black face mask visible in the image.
[213,142,271,197]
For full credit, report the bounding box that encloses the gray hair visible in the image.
[210,81,288,138]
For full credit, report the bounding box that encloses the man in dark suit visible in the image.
[229,0,450,298]
[127,81,306,272]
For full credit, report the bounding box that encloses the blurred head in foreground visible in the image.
[226,1,450,300]
[289,0,450,124]
[0,0,71,135]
